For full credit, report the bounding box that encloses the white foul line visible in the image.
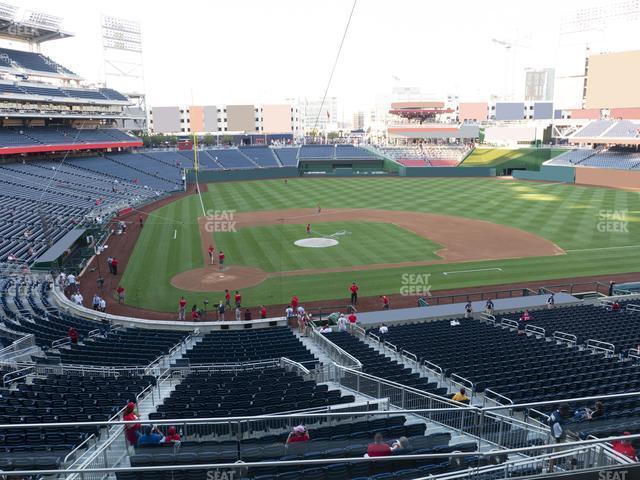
[565,245,640,253]
[173,229,177,240]
[443,267,503,276]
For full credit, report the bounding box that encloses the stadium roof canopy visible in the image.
[0,3,72,43]
[569,119,640,145]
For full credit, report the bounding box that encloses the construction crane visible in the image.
[491,37,531,101]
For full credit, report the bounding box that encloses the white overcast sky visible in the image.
[10,0,636,113]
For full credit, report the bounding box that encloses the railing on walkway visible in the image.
[310,364,550,450]
[2,364,34,386]
[0,333,36,362]
[543,280,611,296]
[554,330,578,347]
[524,324,546,338]
[587,338,616,356]
[11,430,640,479]
[430,442,628,479]
[308,325,362,370]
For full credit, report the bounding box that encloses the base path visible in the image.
[171,208,564,292]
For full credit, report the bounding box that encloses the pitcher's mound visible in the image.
[294,238,339,248]
[171,265,267,292]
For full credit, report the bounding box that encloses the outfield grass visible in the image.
[214,221,442,272]
[120,177,640,311]
[460,148,565,170]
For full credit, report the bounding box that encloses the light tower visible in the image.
[101,15,147,131]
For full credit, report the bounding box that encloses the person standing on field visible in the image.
[235,306,241,321]
[234,290,242,308]
[224,289,231,308]
[381,295,390,310]
[217,301,225,321]
[260,305,267,319]
[117,286,125,304]
[350,282,359,305]
[208,245,215,265]
[178,296,187,321]
[218,251,225,270]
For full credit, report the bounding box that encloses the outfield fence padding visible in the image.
[186,167,299,183]
[399,166,496,177]
[512,165,575,183]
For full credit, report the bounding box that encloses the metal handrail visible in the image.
[352,325,367,337]
[484,388,514,406]
[279,357,310,375]
[554,330,578,347]
[51,336,71,348]
[401,350,417,362]
[501,317,518,329]
[587,338,616,356]
[5,390,640,431]
[524,324,546,338]
[15,433,640,478]
[479,312,496,325]
[423,359,444,379]
[309,327,362,369]
[135,383,154,406]
[430,443,626,480]
[625,303,640,312]
[2,364,34,386]
[383,340,398,352]
[0,333,34,358]
[450,373,475,394]
[63,433,96,465]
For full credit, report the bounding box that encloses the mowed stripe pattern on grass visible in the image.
[121,195,202,307]
[120,177,640,310]
[214,221,442,272]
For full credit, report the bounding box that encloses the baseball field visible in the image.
[119,177,640,312]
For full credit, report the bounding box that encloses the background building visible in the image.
[524,68,555,102]
[149,103,301,136]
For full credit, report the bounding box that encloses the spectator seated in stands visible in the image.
[574,401,605,422]
[164,426,181,444]
[379,323,389,335]
[612,432,638,462]
[286,425,309,444]
[366,432,392,457]
[452,387,470,403]
[138,425,165,446]
[609,300,622,312]
[519,310,532,322]
[391,436,412,454]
